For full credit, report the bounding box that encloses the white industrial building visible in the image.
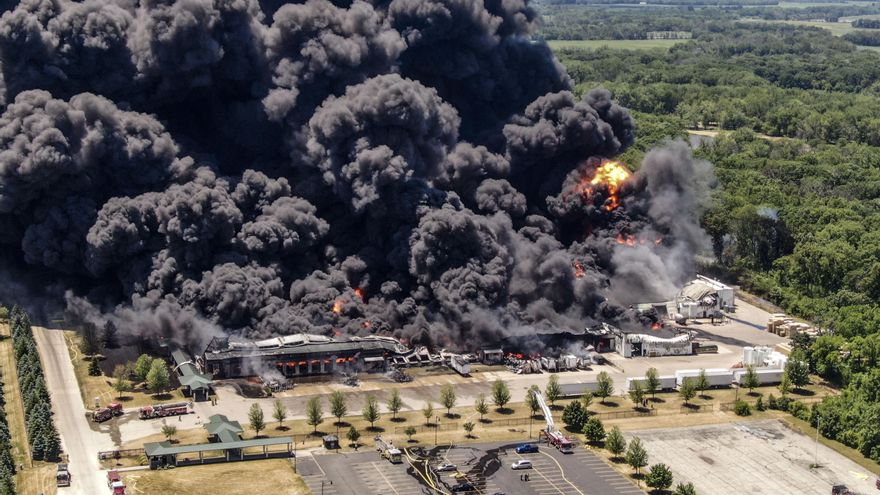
[676,275,735,319]
[600,323,695,358]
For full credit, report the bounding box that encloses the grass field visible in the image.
[744,18,858,36]
[122,460,310,495]
[64,330,186,409]
[547,39,685,51]
[0,323,58,495]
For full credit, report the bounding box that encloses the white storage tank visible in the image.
[743,346,755,366]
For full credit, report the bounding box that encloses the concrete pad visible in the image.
[629,420,878,495]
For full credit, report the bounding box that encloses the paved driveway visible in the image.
[35,327,115,495]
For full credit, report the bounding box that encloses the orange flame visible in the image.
[332,299,343,314]
[581,161,631,212]
[616,233,639,246]
[651,322,662,330]
[572,261,586,279]
[354,287,365,301]
[361,320,372,329]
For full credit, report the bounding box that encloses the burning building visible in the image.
[676,275,735,319]
[586,322,695,358]
[0,0,713,358]
[202,333,410,379]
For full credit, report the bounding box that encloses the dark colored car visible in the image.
[515,444,539,454]
[452,482,475,492]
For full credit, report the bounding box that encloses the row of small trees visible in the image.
[0,354,17,494]
[10,307,62,461]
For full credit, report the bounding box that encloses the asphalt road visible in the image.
[34,327,114,495]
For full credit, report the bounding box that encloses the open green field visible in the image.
[744,18,857,36]
[547,39,685,51]
[778,0,877,8]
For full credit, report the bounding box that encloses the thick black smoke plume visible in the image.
[0,0,712,351]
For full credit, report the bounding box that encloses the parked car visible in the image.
[832,485,851,495]
[451,481,475,492]
[511,460,533,470]
[435,463,457,472]
[515,444,538,454]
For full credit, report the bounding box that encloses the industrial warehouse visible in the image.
[202,333,411,378]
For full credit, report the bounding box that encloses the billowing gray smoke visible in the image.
[0,0,712,351]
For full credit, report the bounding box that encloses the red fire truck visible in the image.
[138,401,190,420]
[92,403,124,422]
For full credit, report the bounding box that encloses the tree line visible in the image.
[0,324,15,495]
[9,307,62,462]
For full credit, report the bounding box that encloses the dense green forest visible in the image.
[538,1,880,463]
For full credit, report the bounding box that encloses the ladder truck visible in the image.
[535,390,574,453]
[375,436,402,464]
[138,401,190,420]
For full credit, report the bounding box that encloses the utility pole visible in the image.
[435,417,440,446]
[814,413,820,468]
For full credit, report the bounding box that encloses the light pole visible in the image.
[814,413,820,468]
[435,417,440,446]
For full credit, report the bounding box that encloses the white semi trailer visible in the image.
[675,369,734,388]
[733,368,783,386]
[625,375,677,391]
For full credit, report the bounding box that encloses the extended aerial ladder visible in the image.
[535,390,574,453]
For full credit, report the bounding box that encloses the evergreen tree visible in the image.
[646,463,674,491]
[744,365,761,394]
[102,321,120,349]
[88,357,102,376]
[44,429,62,461]
[562,400,587,431]
[583,417,606,445]
[80,324,104,356]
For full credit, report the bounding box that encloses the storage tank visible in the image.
[743,346,755,366]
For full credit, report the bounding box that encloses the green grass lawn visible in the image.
[547,39,686,51]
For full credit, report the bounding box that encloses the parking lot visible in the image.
[305,440,642,494]
[631,420,880,495]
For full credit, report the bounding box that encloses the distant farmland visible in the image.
[547,39,686,50]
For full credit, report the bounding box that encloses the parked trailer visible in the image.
[733,368,783,386]
[559,382,599,398]
[625,375,677,391]
[448,355,471,376]
[675,369,734,388]
[138,402,190,420]
[540,357,557,372]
